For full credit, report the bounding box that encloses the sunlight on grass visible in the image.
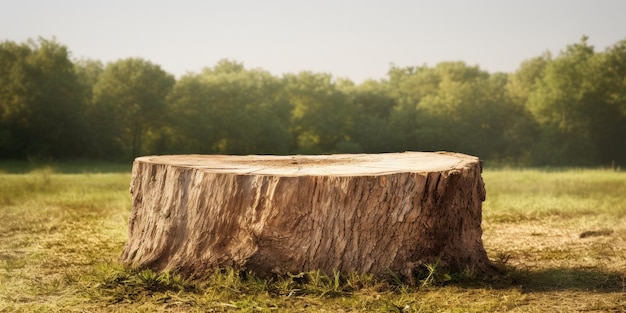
[483,169,626,222]
[0,169,131,312]
[0,167,624,312]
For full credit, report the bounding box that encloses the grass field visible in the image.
[0,162,624,312]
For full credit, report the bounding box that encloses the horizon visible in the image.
[2,0,626,82]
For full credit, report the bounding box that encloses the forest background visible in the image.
[1,36,625,167]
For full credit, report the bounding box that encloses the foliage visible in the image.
[1,36,625,166]
[91,58,175,159]
[387,62,539,162]
[0,38,88,159]
[526,37,622,165]
[166,60,293,154]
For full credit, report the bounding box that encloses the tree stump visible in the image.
[120,152,494,282]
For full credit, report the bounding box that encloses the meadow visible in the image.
[0,162,624,312]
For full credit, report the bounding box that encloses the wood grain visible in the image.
[120,152,495,282]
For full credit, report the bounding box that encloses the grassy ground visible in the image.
[0,162,624,312]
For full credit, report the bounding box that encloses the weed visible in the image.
[418,258,446,287]
[493,251,513,272]
[302,270,343,297]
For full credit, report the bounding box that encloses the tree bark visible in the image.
[120,152,494,282]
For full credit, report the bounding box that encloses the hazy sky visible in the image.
[2,0,625,82]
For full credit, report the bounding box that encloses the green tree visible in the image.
[91,58,175,159]
[73,59,104,157]
[164,74,216,153]
[601,39,626,166]
[526,36,621,165]
[74,59,104,101]
[167,60,293,154]
[283,72,351,153]
[340,79,396,152]
[506,53,551,106]
[386,62,537,163]
[386,62,484,152]
[0,38,87,158]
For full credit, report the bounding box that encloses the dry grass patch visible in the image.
[481,169,626,312]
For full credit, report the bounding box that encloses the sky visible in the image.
[2,0,626,83]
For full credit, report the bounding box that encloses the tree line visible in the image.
[1,36,625,166]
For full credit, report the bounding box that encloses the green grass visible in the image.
[483,169,626,222]
[0,164,625,312]
[0,159,131,174]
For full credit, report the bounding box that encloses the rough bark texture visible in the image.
[120,152,494,281]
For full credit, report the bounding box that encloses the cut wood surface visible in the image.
[120,152,494,282]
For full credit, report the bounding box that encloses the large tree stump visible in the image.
[120,152,494,281]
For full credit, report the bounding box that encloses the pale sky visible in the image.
[2,0,625,82]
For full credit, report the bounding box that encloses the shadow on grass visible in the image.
[483,267,626,293]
